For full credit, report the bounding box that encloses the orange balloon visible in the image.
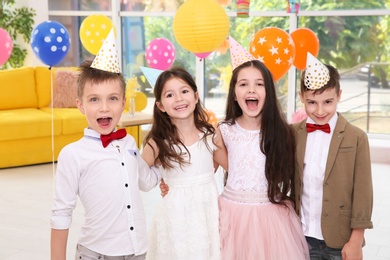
[290,28,320,70]
[206,109,219,127]
[249,27,296,81]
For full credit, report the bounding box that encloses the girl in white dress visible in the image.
[218,59,309,259]
[142,67,227,260]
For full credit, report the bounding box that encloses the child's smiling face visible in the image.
[234,66,266,118]
[156,77,199,121]
[77,79,125,135]
[300,87,342,125]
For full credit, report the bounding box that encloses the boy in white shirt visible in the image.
[50,30,160,260]
[292,53,373,260]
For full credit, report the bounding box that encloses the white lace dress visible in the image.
[218,122,309,260]
[146,134,220,260]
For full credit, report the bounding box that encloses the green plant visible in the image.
[0,0,35,69]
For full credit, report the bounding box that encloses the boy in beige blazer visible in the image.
[292,53,373,260]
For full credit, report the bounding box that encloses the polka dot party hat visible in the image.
[304,52,330,90]
[91,28,120,73]
[229,36,257,71]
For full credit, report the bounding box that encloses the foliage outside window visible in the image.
[0,0,35,69]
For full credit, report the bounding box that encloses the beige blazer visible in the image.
[292,114,373,249]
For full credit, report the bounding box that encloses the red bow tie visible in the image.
[100,129,127,148]
[306,123,331,133]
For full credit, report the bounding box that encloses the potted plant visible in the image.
[0,0,35,69]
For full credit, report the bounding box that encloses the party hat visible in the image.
[304,52,330,90]
[91,28,120,73]
[140,66,164,88]
[229,36,257,70]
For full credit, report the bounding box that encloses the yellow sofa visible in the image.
[0,67,141,168]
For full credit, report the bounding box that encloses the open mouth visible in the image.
[246,97,259,110]
[97,117,112,127]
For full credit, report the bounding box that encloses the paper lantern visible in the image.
[173,0,229,59]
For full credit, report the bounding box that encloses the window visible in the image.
[49,0,390,134]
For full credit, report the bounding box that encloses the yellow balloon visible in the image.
[79,15,115,55]
[126,91,148,112]
[134,91,148,112]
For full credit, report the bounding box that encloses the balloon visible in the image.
[145,38,176,70]
[290,28,320,70]
[30,21,70,67]
[80,15,115,55]
[0,28,13,66]
[249,27,296,81]
[206,109,218,127]
[126,91,148,112]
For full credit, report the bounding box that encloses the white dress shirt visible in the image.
[301,114,338,240]
[51,128,160,256]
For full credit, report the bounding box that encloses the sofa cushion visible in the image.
[0,108,62,141]
[52,70,79,108]
[0,67,38,110]
[40,108,88,135]
[35,66,79,108]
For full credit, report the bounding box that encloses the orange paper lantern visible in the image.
[173,0,230,59]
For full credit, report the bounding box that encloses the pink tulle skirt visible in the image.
[219,196,309,260]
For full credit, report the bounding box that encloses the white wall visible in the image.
[14,0,49,67]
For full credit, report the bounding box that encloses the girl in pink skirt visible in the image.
[218,58,309,260]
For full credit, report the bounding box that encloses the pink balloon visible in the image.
[146,38,176,70]
[0,28,13,66]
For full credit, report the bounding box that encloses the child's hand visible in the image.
[159,179,169,197]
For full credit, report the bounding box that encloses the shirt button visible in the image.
[133,152,137,156]
[127,205,131,209]
[130,226,134,231]
[121,162,124,166]
[125,183,128,187]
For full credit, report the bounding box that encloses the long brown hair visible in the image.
[144,67,215,169]
[223,60,296,204]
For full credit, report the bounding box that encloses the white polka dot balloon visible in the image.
[30,20,70,67]
[145,38,176,71]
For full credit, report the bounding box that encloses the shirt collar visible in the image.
[84,128,100,139]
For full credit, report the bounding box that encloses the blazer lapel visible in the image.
[295,120,307,181]
[324,114,347,181]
